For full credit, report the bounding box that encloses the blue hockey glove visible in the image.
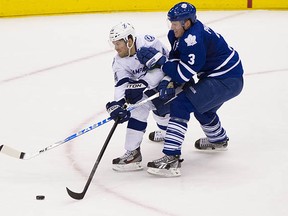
[106,101,130,124]
[137,47,167,69]
[157,80,176,100]
[125,80,148,104]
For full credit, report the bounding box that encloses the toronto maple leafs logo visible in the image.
[184,34,197,46]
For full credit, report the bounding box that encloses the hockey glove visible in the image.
[157,79,176,100]
[106,101,131,124]
[125,80,148,104]
[137,47,167,69]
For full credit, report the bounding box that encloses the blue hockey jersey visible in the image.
[162,20,243,84]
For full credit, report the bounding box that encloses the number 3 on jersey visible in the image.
[188,53,195,65]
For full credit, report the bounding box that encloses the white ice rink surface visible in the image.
[0,10,288,216]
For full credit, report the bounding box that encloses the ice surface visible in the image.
[0,10,287,216]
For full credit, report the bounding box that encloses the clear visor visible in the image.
[167,20,184,30]
[108,39,126,50]
[166,19,172,29]
[108,39,115,50]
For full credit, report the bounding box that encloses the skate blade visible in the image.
[196,146,228,151]
[112,162,143,172]
[147,167,181,177]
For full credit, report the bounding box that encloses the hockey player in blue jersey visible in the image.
[137,2,244,177]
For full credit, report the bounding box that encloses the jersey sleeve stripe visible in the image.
[177,61,197,82]
[208,58,241,77]
[115,77,129,87]
[213,49,235,71]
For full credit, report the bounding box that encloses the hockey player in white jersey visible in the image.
[106,22,170,171]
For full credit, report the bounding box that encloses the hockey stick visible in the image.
[66,117,120,200]
[0,92,159,160]
[65,88,183,200]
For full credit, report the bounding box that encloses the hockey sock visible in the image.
[201,116,227,143]
[163,117,188,155]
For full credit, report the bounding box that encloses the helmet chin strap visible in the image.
[181,19,192,31]
[180,20,186,32]
[126,40,134,57]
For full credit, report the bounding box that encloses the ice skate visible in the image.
[148,130,165,142]
[195,137,228,150]
[112,147,143,171]
[147,155,183,177]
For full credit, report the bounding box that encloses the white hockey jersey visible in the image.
[112,34,169,101]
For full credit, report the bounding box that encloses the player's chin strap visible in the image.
[126,38,135,57]
[0,92,160,160]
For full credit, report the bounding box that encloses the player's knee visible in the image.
[127,118,147,131]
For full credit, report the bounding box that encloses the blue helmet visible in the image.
[167,2,197,24]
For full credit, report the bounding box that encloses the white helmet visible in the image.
[109,22,135,43]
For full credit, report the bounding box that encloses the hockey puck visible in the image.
[36,195,45,200]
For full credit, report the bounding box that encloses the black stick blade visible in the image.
[66,187,85,200]
[66,119,120,200]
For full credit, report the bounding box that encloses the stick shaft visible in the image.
[0,92,160,160]
[66,118,120,200]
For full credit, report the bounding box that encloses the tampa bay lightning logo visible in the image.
[144,35,155,42]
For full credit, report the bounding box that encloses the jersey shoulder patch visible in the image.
[184,34,197,47]
[144,35,155,42]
